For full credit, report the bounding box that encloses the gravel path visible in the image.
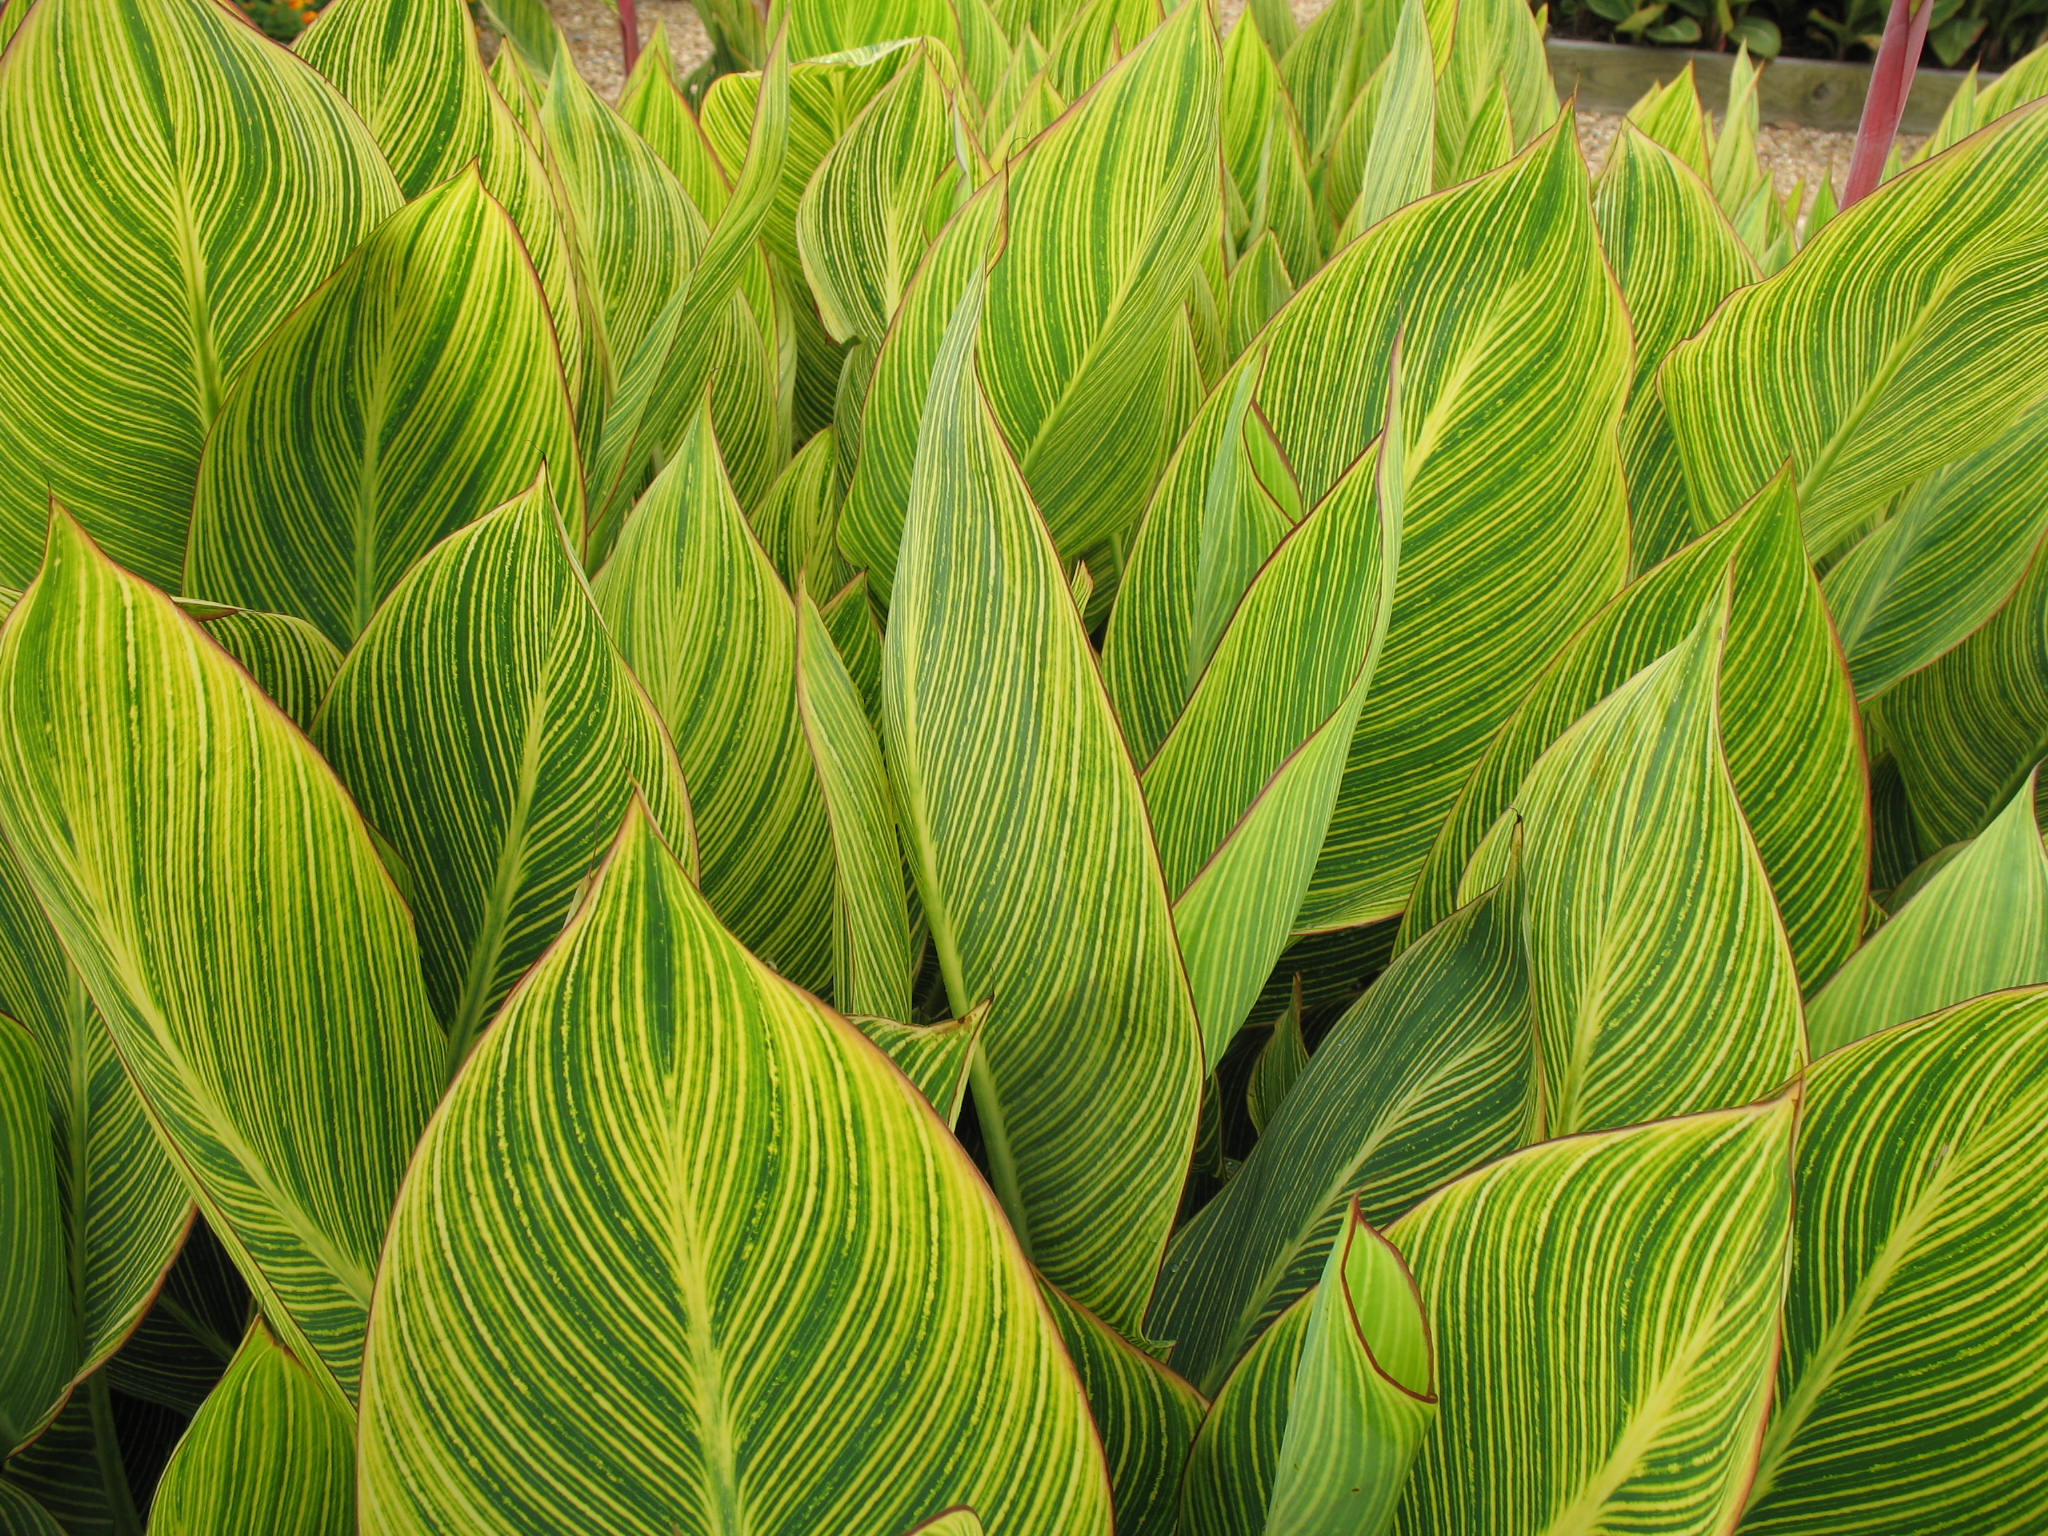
[547,0,1864,202]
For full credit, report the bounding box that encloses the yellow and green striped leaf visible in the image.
[1591,123,1757,572]
[148,1321,354,1536]
[0,0,402,589]
[0,1379,146,1533]
[179,604,343,733]
[1226,233,1294,359]
[593,399,834,994]
[1389,1097,1796,1536]
[100,1222,246,1419]
[1323,0,1435,243]
[1182,1204,1436,1536]
[1244,976,1308,1136]
[618,23,734,221]
[1456,599,1806,1135]
[1822,390,2048,700]
[1040,1280,1207,1536]
[824,571,887,724]
[1150,866,1530,1397]
[797,587,915,1021]
[1148,379,1402,1061]
[1430,0,1554,180]
[882,277,1202,1338]
[774,0,966,62]
[296,0,584,398]
[1661,99,2048,562]
[1738,989,2048,1533]
[902,1511,987,1536]
[185,169,580,648]
[1806,774,2048,1054]
[0,1015,67,1454]
[314,474,696,1068]
[1222,12,1319,283]
[0,512,446,1407]
[751,426,846,602]
[1407,470,1868,993]
[476,0,559,73]
[358,806,1114,1535]
[843,0,1223,595]
[850,1004,987,1126]
[0,1482,60,1536]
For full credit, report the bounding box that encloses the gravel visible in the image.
[546,0,1871,203]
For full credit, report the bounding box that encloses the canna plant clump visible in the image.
[3,0,2048,1529]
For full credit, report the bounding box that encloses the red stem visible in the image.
[617,0,641,73]
[1843,0,1933,206]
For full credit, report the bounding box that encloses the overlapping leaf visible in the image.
[315,475,695,1068]
[0,0,401,588]
[882,278,1202,1338]
[357,808,1114,1536]
[185,170,581,647]
[850,1005,987,1126]
[618,25,734,222]
[0,512,445,1406]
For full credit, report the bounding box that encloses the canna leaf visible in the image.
[0,1381,148,1535]
[1244,976,1308,1136]
[296,0,584,399]
[0,1014,67,1454]
[1324,0,1436,243]
[148,1321,354,1536]
[1150,865,1530,1397]
[1431,0,1555,179]
[1738,989,2048,1532]
[1389,1097,1796,1536]
[1226,233,1294,358]
[823,572,886,724]
[774,0,966,65]
[0,0,402,589]
[843,0,1223,596]
[1805,774,2048,1053]
[593,399,834,994]
[901,1514,986,1536]
[1592,124,1757,573]
[0,1483,60,1536]
[850,1005,987,1126]
[314,474,696,1070]
[357,807,1114,1535]
[1040,1280,1207,1536]
[883,276,1202,1338]
[619,21,735,222]
[1456,598,1805,1135]
[798,589,915,1022]
[1221,13,1320,284]
[0,511,446,1408]
[1661,99,2048,562]
[1407,470,1868,993]
[1181,1205,1436,1536]
[179,605,343,733]
[1622,65,1711,178]
[752,428,846,603]
[475,0,559,73]
[100,1222,247,1419]
[185,169,581,648]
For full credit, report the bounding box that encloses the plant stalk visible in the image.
[1843,0,1933,207]
[617,0,641,74]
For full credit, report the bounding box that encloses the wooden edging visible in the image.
[1546,36,1985,133]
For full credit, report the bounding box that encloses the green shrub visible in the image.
[2,0,2048,1530]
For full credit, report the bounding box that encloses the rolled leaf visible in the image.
[357,807,1114,1535]
[148,1322,354,1536]
[593,399,835,993]
[882,276,1203,1337]
[0,511,446,1407]
[185,169,581,648]
[1389,1097,1796,1535]
[0,0,401,588]
[314,475,696,1068]
[1739,989,2048,1531]
[1806,774,2048,1053]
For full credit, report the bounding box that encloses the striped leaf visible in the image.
[100,1222,247,1418]
[882,275,1202,1338]
[618,22,734,222]
[1591,124,1757,572]
[849,1005,987,1126]
[1150,866,1530,1397]
[1182,1204,1435,1536]
[1226,233,1294,359]
[1323,0,1436,243]
[1738,989,2048,1533]
[180,605,343,733]
[148,1322,354,1536]
[476,0,559,73]
[798,589,915,1021]
[0,1483,60,1536]
[1806,775,2048,1054]
[0,0,401,589]
[593,399,834,994]
[296,0,584,399]
[1406,470,1868,993]
[0,837,187,1445]
[774,0,966,65]
[357,807,1114,1535]
[1244,976,1308,1136]
[1822,390,2048,700]
[752,429,846,603]
[1661,99,2048,562]
[0,1380,147,1535]
[842,0,1223,597]
[1874,541,2048,851]
[1122,124,1630,933]
[1457,599,1806,1135]
[1429,0,1554,180]
[1388,1097,1797,1536]
[1222,12,1319,284]
[1623,65,1711,178]
[1147,375,1402,1061]
[185,169,580,648]
[0,1015,66,1454]
[903,1513,985,1536]
[824,572,886,724]
[1040,1280,1207,1536]
[0,511,446,1407]
[314,475,696,1069]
